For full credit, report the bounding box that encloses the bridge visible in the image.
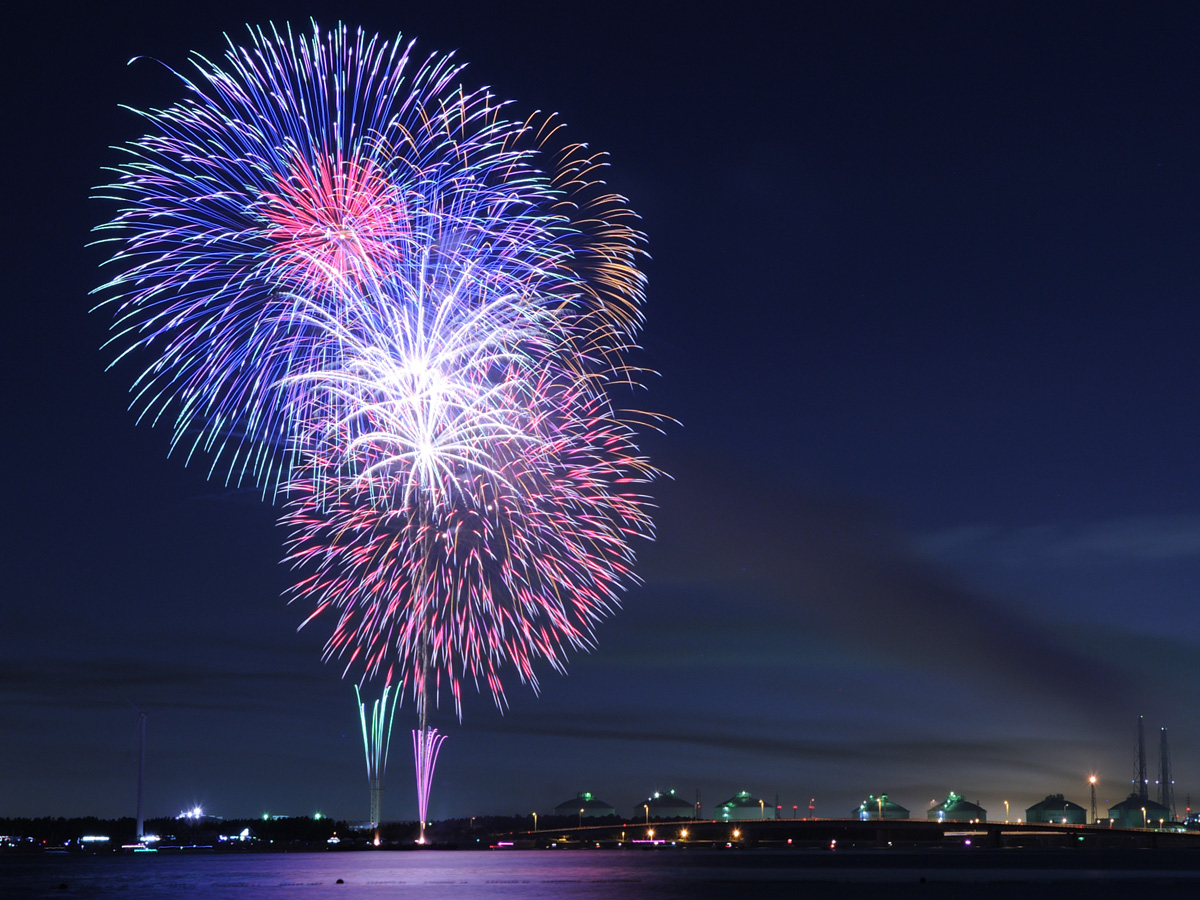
[512,817,1200,850]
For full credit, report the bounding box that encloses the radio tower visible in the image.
[1134,715,1148,800]
[1159,727,1176,820]
[129,708,147,841]
[127,702,147,842]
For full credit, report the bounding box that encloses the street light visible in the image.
[1004,800,1009,823]
[759,799,765,819]
[579,808,584,828]
[644,803,649,825]
[1089,775,1097,824]
[531,812,537,832]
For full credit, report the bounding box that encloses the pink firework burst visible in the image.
[282,312,657,714]
[261,151,410,287]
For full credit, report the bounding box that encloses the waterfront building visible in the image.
[554,791,616,819]
[928,792,987,823]
[1026,794,1087,825]
[641,790,695,821]
[855,794,910,820]
[1107,793,1173,828]
[714,791,776,821]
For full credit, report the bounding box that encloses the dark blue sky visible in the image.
[4,1,1198,825]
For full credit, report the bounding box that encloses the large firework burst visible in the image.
[92,22,554,491]
[94,21,657,721]
[281,274,656,712]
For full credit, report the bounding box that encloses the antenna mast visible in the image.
[1135,715,1148,801]
[136,710,146,844]
[1159,727,1175,820]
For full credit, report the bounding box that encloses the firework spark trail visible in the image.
[356,681,399,839]
[413,726,447,843]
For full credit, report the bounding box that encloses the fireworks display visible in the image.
[412,726,447,843]
[355,683,398,841]
[94,21,656,817]
[92,22,553,493]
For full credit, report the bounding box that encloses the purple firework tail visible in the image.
[413,726,447,841]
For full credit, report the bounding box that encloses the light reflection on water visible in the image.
[1,850,660,900]
[0,850,679,900]
[4,848,1199,899]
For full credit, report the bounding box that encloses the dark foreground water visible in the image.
[3,848,1199,899]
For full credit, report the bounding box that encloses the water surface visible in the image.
[4,848,1199,899]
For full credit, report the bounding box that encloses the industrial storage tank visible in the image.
[1107,793,1172,828]
[855,793,910,820]
[554,791,616,819]
[928,792,987,823]
[640,790,695,821]
[714,791,776,821]
[1026,794,1086,825]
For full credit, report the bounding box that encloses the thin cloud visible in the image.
[918,515,1200,566]
[473,707,1086,782]
[635,455,1142,718]
[0,657,326,713]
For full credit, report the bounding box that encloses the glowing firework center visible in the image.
[95,22,656,836]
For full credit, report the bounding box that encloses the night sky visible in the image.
[5,1,1199,825]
